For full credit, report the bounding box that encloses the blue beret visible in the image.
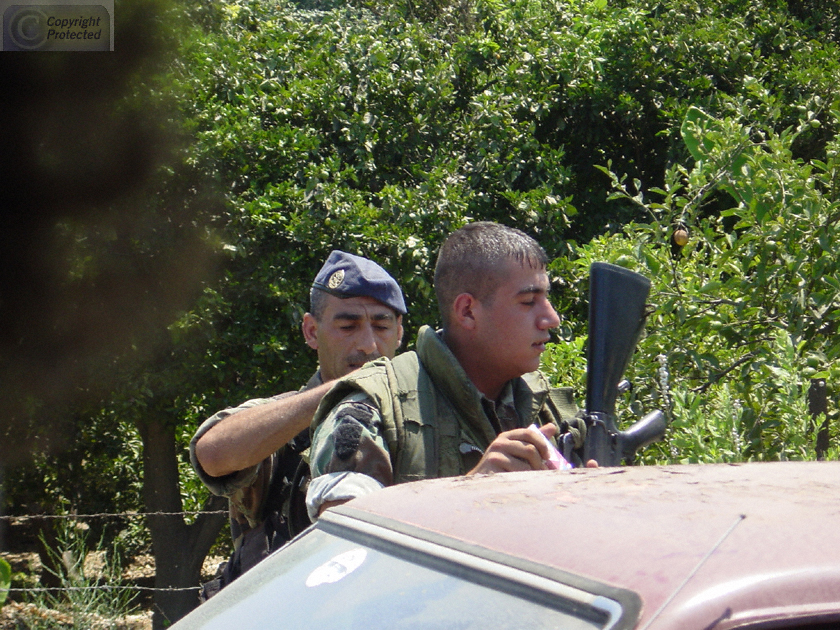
[312,250,407,314]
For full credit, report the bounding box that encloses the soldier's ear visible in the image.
[451,293,478,331]
[302,312,319,350]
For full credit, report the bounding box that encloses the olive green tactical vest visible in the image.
[312,326,579,482]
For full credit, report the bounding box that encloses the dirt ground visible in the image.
[0,551,227,629]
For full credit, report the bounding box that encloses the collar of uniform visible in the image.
[518,370,550,423]
[482,381,519,433]
[415,325,495,444]
[495,380,516,408]
[302,370,324,391]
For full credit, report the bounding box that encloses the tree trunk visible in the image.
[809,378,830,460]
[138,417,227,629]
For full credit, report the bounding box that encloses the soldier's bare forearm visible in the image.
[195,381,335,477]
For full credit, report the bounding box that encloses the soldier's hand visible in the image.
[467,424,557,475]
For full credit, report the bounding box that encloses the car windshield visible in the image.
[187,516,621,630]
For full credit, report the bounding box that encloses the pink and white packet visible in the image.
[528,423,573,470]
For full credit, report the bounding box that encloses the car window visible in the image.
[182,518,626,630]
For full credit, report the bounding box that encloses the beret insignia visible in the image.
[327,269,345,289]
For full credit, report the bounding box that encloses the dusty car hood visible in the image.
[333,461,840,630]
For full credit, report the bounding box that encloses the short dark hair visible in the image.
[309,286,329,321]
[434,222,549,326]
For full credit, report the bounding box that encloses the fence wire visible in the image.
[4,585,200,594]
[0,510,228,523]
[1,509,229,597]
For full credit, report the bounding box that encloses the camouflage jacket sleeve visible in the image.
[189,393,294,498]
[307,391,395,518]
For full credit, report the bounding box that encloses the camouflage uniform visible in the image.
[189,372,321,598]
[307,326,579,518]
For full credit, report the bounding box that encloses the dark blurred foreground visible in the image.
[0,0,219,468]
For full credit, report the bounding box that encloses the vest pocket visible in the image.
[399,418,434,479]
[397,386,438,481]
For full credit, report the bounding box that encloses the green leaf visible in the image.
[0,557,10,607]
[698,280,722,294]
[681,106,714,162]
[681,106,750,179]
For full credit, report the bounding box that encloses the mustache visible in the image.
[346,351,381,366]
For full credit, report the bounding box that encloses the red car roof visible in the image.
[334,461,840,629]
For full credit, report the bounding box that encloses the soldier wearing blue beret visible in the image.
[190,251,405,599]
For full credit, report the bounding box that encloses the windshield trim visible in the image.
[322,506,642,630]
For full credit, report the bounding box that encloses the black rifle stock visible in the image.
[582,262,666,466]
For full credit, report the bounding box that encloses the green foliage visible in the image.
[540,334,586,392]
[546,94,840,463]
[4,408,148,559]
[0,557,10,607]
[655,331,818,464]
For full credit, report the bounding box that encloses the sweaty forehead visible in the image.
[499,262,550,292]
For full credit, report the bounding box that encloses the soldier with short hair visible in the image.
[307,222,589,520]
[190,251,406,598]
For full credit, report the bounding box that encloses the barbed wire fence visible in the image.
[0,509,229,598]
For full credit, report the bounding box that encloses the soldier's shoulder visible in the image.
[350,351,421,382]
[520,369,551,393]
